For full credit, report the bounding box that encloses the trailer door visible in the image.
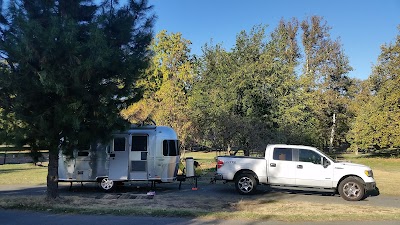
[108,135,130,180]
[129,135,148,180]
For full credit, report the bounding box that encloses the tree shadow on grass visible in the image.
[0,165,46,174]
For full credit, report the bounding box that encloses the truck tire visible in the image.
[99,177,114,191]
[338,176,365,201]
[235,173,257,195]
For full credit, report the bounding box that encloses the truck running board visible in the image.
[269,184,335,193]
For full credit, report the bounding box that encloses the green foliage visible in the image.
[187,16,358,152]
[0,0,154,198]
[122,30,195,147]
[0,0,154,151]
[189,21,304,151]
[348,27,400,150]
[300,16,354,149]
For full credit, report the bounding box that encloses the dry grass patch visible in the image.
[371,169,400,196]
[1,194,399,222]
[227,199,400,221]
[347,157,400,196]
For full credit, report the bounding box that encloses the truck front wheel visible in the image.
[235,173,257,195]
[338,176,365,201]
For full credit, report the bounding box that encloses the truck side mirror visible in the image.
[323,157,330,168]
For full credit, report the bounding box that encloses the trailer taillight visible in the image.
[217,160,224,169]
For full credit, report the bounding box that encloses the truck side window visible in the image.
[163,140,180,156]
[299,149,321,164]
[273,148,292,161]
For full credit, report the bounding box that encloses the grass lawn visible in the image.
[0,152,399,221]
[0,163,48,185]
[0,151,398,195]
[341,154,400,196]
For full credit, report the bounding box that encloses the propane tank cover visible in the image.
[185,157,195,177]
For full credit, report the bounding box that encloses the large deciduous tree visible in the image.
[190,21,303,153]
[189,42,239,151]
[300,16,353,151]
[348,27,400,151]
[121,30,195,148]
[0,0,154,199]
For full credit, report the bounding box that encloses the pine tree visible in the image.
[0,0,154,199]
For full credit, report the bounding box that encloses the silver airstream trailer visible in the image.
[58,125,180,191]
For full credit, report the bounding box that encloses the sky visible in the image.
[148,0,400,80]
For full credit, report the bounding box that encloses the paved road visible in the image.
[1,209,400,225]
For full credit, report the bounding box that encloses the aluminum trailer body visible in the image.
[58,125,180,190]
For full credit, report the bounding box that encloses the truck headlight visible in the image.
[364,170,373,177]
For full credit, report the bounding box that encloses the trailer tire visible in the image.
[235,172,257,195]
[99,177,114,191]
[338,176,365,201]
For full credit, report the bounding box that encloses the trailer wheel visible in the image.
[99,177,114,191]
[338,176,365,201]
[235,172,257,195]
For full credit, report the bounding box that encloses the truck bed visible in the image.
[216,156,267,183]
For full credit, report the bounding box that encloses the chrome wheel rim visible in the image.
[100,178,114,190]
[238,177,254,193]
[343,182,361,199]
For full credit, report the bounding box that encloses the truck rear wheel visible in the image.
[99,177,114,191]
[235,173,257,195]
[338,176,365,201]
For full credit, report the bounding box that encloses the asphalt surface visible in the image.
[0,182,399,225]
[1,209,400,225]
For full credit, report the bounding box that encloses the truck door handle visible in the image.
[297,165,303,169]
[270,163,276,167]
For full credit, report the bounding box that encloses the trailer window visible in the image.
[113,138,126,151]
[131,136,147,151]
[163,140,179,156]
[131,161,146,171]
[273,148,293,161]
[77,151,89,157]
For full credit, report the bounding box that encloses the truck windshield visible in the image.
[317,149,336,163]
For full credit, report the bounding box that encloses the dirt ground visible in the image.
[50,178,399,209]
[1,179,400,222]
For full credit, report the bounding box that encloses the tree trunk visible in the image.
[46,148,59,199]
[329,113,336,153]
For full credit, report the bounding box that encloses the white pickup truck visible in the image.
[215,144,377,201]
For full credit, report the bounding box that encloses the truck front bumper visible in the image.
[365,182,376,191]
[365,182,380,196]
